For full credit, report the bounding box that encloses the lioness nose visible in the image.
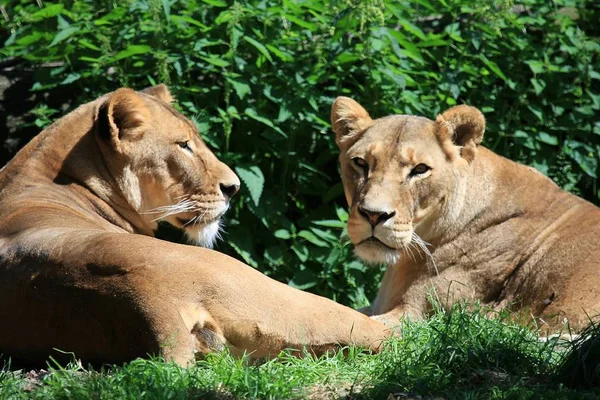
[358,206,396,227]
[220,182,240,200]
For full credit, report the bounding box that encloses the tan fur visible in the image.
[0,87,389,367]
[331,97,600,331]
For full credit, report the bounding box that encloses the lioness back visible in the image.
[331,97,600,331]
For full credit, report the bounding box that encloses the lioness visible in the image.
[331,97,600,331]
[0,85,388,366]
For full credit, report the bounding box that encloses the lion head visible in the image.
[331,97,485,265]
[95,85,240,248]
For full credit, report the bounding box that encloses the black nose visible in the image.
[220,183,240,199]
[358,206,396,227]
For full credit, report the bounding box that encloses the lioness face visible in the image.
[331,97,484,265]
[98,85,240,248]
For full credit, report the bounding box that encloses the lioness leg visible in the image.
[368,268,483,327]
[0,230,388,365]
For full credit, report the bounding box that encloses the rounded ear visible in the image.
[436,105,485,163]
[141,83,174,104]
[96,88,150,151]
[331,96,372,146]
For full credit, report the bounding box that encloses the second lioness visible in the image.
[331,97,600,330]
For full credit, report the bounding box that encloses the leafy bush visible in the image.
[2,0,599,306]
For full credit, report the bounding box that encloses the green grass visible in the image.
[2,304,599,399]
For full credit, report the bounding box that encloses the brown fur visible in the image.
[0,87,389,367]
[331,97,600,331]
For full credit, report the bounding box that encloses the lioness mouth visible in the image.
[360,237,397,251]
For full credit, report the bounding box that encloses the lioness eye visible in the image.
[352,157,368,170]
[177,141,193,153]
[410,163,430,176]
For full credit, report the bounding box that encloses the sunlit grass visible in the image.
[2,304,599,399]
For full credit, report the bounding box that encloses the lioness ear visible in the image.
[331,97,372,146]
[97,88,150,150]
[141,83,174,104]
[436,105,485,163]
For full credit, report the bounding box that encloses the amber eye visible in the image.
[177,141,193,153]
[410,163,430,176]
[352,157,367,168]
[352,157,369,174]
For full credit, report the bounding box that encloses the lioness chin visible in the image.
[0,86,389,367]
[331,97,600,331]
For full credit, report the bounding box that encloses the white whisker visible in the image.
[183,215,200,227]
[142,199,197,222]
[411,232,439,275]
[406,242,417,263]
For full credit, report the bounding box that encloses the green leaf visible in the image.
[266,44,293,62]
[226,78,251,100]
[336,52,360,64]
[235,166,265,206]
[161,0,171,24]
[525,60,544,74]
[226,228,258,268]
[243,36,273,63]
[298,230,328,247]
[200,55,229,67]
[60,73,80,85]
[417,38,448,48]
[288,268,318,290]
[170,15,209,30]
[113,45,152,61]
[537,131,558,146]
[564,140,598,178]
[29,4,64,21]
[399,20,426,40]
[445,22,466,42]
[292,244,309,262]
[386,29,424,64]
[49,27,80,47]
[530,78,546,95]
[203,0,228,6]
[244,108,288,137]
[335,207,349,222]
[527,105,544,122]
[4,32,16,47]
[313,220,346,229]
[16,32,44,46]
[480,55,507,81]
[284,14,317,30]
[79,56,101,63]
[274,229,291,239]
[78,39,101,51]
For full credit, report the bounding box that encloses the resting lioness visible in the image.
[0,85,388,366]
[331,97,600,331]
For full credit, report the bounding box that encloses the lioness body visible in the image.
[331,98,600,330]
[0,87,387,366]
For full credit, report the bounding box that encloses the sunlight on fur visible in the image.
[184,220,223,248]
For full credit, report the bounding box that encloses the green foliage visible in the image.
[555,321,600,389]
[1,305,598,398]
[2,0,599,305]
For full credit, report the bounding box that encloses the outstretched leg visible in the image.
[0,230,389,365]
